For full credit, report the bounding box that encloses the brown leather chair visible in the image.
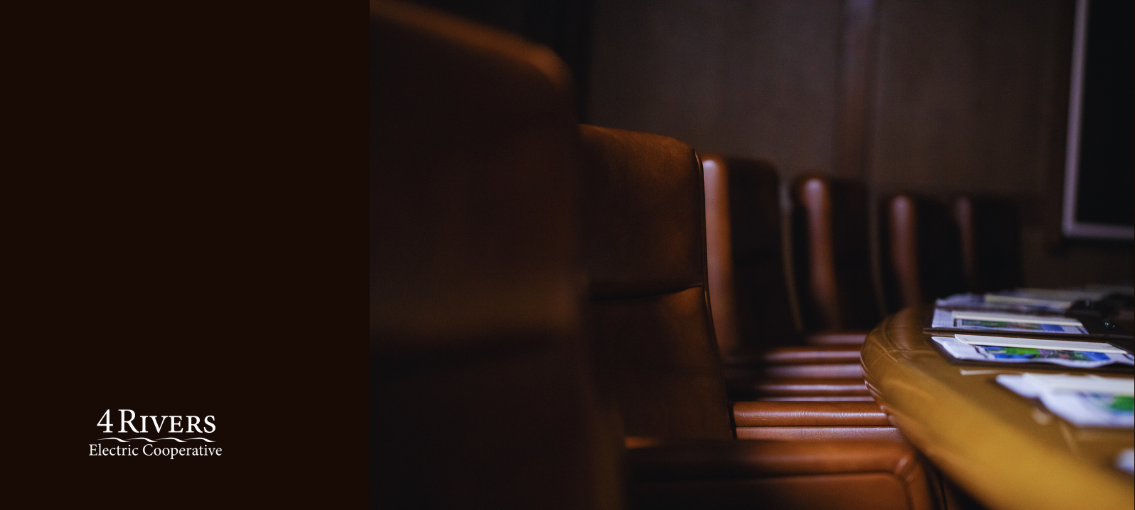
[702,156,869,401]
[580,125,733,440]
[370,3,621,508]
[878,194,967,313]
[791,174,883,335]
[952,195,1023,294]
[732,400,903,441]
[580,127,936,510]
[374,3,934,507]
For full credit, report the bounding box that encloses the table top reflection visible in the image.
[861,306,1133,510]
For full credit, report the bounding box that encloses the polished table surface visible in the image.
[861,306,1134,510]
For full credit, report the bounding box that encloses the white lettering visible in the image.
[118,409,139,433]
[97,409,113,433]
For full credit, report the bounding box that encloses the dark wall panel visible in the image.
[587,0,842,178]
[584,0,1132,287]
[868,0,1063,196]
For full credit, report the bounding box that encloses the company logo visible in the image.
[89,409,222,459]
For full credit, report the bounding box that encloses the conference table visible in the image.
[860,306,1134,510]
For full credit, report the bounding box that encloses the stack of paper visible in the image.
[937,293,987,306]
[996,373,1134,428]
[931,309,1088,335]
[984,288,1109,310]
[936,292,1067,313]
[931,335,1133,368]
[936,287,1125,314]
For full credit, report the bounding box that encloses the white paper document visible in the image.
[996,373,1134,428]
[954,335,1126,353]
[980,295,1074,312]
[931,335,1133,368]
[988,288,1110,305]
[931,308,1088,335]
[936,288,1109,313]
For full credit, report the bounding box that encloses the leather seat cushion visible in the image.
[626,438,933,510]
[732,401,889,427]
[735,427,903,442]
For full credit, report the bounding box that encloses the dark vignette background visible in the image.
[9,2,367,507]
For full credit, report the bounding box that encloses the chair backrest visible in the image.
[579,125,733,440]
[791,174,881,331]
[878,194,967,312]
[702,155,799,361]
[952,195,1023,294]
[371,3,620,508]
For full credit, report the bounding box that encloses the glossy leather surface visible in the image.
[878,195,966,312]
[701,154,742,358]
[750,377,872,397]
[760,396,877,402]
[723,352,864,378]
[757,346,863,377]
[725,374,875,402]
[805,331,869,345]
[373,4,940,509]
[732,401,900,442]
[735,427,904,442]
[627,438,922,478]
[626,439,934,510]
[702,156,799,356]
[632,473,920,510]
[371,1,582,345]
[763,345,862,364]
[583,136,934,509]
[370,3,620,508]
[581,127,708,299]
[791,174,881,331]
[588,286,734,439]
[760,364,864,378]
[581,125,733,440]
[733,401,890,426]
[701,155,868,390]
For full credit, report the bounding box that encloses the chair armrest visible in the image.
[751,377,871,397]
[626,438,916,480]
[723,344,862,368]
[761,363,863,378]
[804,330,869,345]
[732,401,889,427]
[762,345,861,364]
[724,373,872,401]
[625,438,935,510]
